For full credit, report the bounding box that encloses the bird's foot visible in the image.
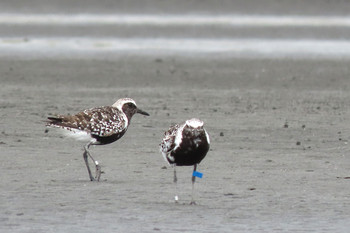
[190,201,197,205]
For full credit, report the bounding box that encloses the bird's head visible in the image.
[112,98,149,120]
[185,118,204,129]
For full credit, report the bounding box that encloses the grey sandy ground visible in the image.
[0,57,349,232]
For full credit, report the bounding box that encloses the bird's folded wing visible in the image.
[160,124,180,153]
[88,107,127,137]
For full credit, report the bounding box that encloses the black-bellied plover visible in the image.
[160,118,210,204]
[46,98,149,181]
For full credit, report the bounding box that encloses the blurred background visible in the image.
[1,0,350,59]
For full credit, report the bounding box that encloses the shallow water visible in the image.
[1,13,350,59]
[2,37,350,59]
[1,14,350,27]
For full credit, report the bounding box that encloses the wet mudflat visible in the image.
[1,57,349,232]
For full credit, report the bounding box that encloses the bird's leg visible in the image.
[84,142,102,181]
[88,151,101,182]
[95,162,102,181]
[173,165,178,203]
[83,142,95,181]
[190,164,197,205]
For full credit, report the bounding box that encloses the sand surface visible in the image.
[1,1,350,232]
[1,57,349,232]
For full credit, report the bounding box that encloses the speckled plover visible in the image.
[46,98,149,181]
[160,118,210,204]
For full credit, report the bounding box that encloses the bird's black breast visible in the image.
[171,130,209,166]
[92,131,126,145]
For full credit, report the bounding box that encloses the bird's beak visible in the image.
[137,108,150,116]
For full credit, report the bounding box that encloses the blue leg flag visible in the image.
[193,171,203,178]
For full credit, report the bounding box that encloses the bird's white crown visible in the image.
[112,98,137,112]
[185,118,204,128]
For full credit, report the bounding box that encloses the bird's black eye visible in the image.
[127,103,135,108]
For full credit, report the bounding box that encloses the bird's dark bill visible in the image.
[137,108,150,116]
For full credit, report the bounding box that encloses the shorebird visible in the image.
[160,118,210,204]
[46,98,149,181]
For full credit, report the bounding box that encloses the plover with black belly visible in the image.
[160,118,210,204]
[46,98,149,181]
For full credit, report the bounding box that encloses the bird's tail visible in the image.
[46,116,64,127]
